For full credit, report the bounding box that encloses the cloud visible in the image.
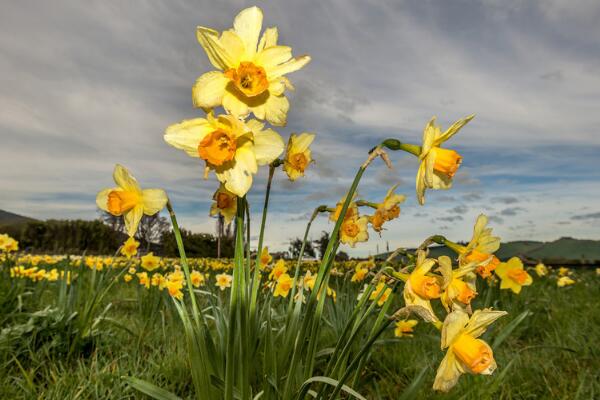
[571,211,600,220]
[491,196,520,205]
[449,205,469,215]
[500,207,526,216]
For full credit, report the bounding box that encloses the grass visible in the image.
[0,263,598,399]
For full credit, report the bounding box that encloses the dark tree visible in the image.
[289,237,316,260]
[314,231,330,259]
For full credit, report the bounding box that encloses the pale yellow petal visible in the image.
[223,91,250,119]
[268,55,311,78]
[257,26,278,51]
[113,164,141,192]
[233,6,263,58]
[164,118,212,157]
[416,161,427,205]
[192,71,228,109]
[436,114,475,144]
[124,204,144,237]
[219,30,245,65]
[196,27,235,70]
[142,189,168,215]
[253,128,284,165]
[255,45,292,70]
[262,93,289,126]
[440,310,469,349]
[464,309,508,338]
[433,351,464,392]
[290,132,315,153]
[420,117,437,158]
[96,188,115,212]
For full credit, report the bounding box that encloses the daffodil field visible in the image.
[1,6,599,400]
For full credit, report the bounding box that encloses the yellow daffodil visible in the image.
[283,133,315,180]
[439,256,478,313]
[193,6,310,126]
[260,246,273,267]
[120,237,140,259]
[329,195,358,223]
[558,267,570,277]
[137,272,150,289]
[166,279,184,300]
[165,113,283,197]
[269,259,287,281]
[394,319,418,338]
[416,115,474,205]
[190,271,205,287]
[209,184,237,224]
[433,309,507,392]
[141,252,161,272]
[453,214,501,278]
[495,257,532,294]
[273,273,293,297]
[369,184,406,233]
[351,264,369,283]
[370,281,392,306]
[303,270,316,291]
[557,276,575,287]
[96,165,168,237]
[596,267,600,276]
[0,234,19,252]
[340,216,369,248]
[151,273,165,287]
[216,273,233,290]
[404,250,444,321]
[535,263,548,277]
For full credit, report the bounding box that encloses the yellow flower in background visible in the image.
[96,165,168,237]
[495,257,532,294]
[166,279,184,300]
[269,259,287,281]
[210,184,238,224]
[190,270,205,288]
[433,309,507,392]
[535,263,548,277]
[394,319,418,338]
[216,273,233,290]
[120,237,140,259]
[137,272,150,289]
[415,115,474,205]
[151,273,165,287]
[193,6,311,126]
[558,267,570,277]
[370,281,392,306]
[0,234,19,252]
[283,133,315,180]
[165,114,283,197]
[303,270,316,291]
[260,246,273,267]
[404,250,443,321]
[557,276,575,287]
[456,215,501,278]
[340,216,369,248]
[141,252,161,272]
[274,273,293,297]
[369,184,406,233]
[596,267,600,276]
[351,264,369,282]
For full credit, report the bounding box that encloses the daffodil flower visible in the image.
[120,237,140,259]
[370,281,392,306]
[535,263,548,277]
[269,259,287,281]
[557,276,575,287]
[438,256,478,313]
[416,115,474,205]
[433,309,507,392]
[351,264,369,282]
[283,133,315,180]
[216,273,233,290]
[329,194,358,223]
[260,246,273,267]
[165,113,283,197]
[273,273,293,297]
[210,184,237,224]
[495,257,532,294]
[0,234,18,252]
[193,6,311,126]
[403,250,445,322]
[340,215,369,248]
[394,319,418,338]
[141,252,161,272]
[369,184,406,233]
[96,165,168,237]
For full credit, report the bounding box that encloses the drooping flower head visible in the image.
[193,6,311,126]
[457,214,501,278]
[438,256,478,313]
[433,309,507,392]
[165,114,283,197]
[96,165,168,237]
[416,115,474,205]
[495,257,532,294]
[283,132,315,181]
[369,184,406,233]
[210,184,238,224]
[403,250,445,321]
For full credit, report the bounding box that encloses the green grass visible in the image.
[1,266,598,399]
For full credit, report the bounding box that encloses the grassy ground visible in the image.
[0,265,598,399]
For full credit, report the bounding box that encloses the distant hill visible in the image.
[0,209,37,227]
[377,237,600,266]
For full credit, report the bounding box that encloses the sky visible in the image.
[1,0,600,257]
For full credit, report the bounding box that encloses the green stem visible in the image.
[380,139,422,157]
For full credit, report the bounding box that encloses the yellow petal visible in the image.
[253,128,284,165]
[262,93,289,126]
[96,188,114,212]
[192,71,228,109]
[216,146,257,197]
[291,132,315,153]
[416,161,426,205]
[436,114,475,144]
[256,45,292,70]
[233,6,263,58]
[441,310,469,349]
[124,204,144,237]
[433,351,464,392]
[268,55,311,78]
[142,189,168,215]
[219,30,246,65]
[164,118,212,157]
[196,27,236,70]
[223,91,250,119]
[257,27,278,51]
[420,117,437,158]
[464,309,508,338]
[113,164,141,192]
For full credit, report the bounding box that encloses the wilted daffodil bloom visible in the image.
[416,115,474,205]
[210,184,237,224]
[495,257,532,294]
[193,6,311,126]
[557,276,575,287]
[274,273,293,297]
[165,113,283,197]
[394,319,418,338]
[369,184,406,233]
[96,165,168,237]
[438,256,478,313]
[404,250,444,321]
[535,262,548,277]
[340,215,369,248]
[449,214,501,278]
[215,273,233,290]
[141,252,161,272]
[433,309,507,392]
[283,133,315,181]
[120,237,140,259]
